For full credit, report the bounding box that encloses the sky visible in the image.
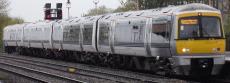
[8,0,121,22]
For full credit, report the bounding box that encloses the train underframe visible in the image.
[4,46,225,77]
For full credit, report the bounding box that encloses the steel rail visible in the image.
[0,53,190,83]
[0,61,85,83]
[0,55,157,83]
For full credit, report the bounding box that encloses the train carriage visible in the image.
[3,3,226,76]
[95,3,225,75]
[3,24,26,53]
[23,21,54,49]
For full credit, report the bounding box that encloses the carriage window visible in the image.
[71,26,80,43]
[83,24,93,45]
[151,21,170,45]
[152,23,169,39]
[99,23,109,45]
[63,25,80,44]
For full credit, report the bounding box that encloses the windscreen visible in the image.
[179,16,222,39]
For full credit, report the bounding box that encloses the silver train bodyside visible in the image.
[3,3,225,76]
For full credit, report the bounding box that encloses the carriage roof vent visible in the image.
[155,8,162,11]
[69,19,74,22]
[125,13,132,17]
[116,13,124,16]
[90,18,95,21]
[105,16,111,19]
[75,19,81,22]
[136,12,144,16]
[152,9,158,12]
[85,17,91,19]
[163,9,172,13]
[57,20,62,23]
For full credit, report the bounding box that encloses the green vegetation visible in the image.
[130,0,211,9]
[113,0,138,12]
[84,6,113,16]
[84,0,138,16]
[85,0,225,15]
[0,16,24,50]
[225,14,230,35]
[0,0,24,50]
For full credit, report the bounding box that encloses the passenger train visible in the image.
[3,3,226,76]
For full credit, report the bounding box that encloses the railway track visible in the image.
[0,53,194,83]
[0,63,84,83]
[0,54,86,83]
[0,68,49,83]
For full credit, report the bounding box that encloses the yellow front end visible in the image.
[176,12,225,55]
[173,12,226,76]
[176,39,225,54]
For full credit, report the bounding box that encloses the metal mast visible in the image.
[93,0,100,15]
[66,0,71,19]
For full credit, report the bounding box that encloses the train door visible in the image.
[149,16,171,57]
[112,18,147,56]
[21,24,27,46]
[97,19,116,53]
[97,21,110,52]
[130,19,146,46]
[132,25,141,43]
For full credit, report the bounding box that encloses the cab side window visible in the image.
[152,23,170,40]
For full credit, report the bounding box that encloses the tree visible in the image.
[84,5,113,16]
[118,0,127,6]
[114,1,138,12]
[0,0,9,16]
[0,0,24,50]
[113,0,139,13]
[0,16,24,50]
[225,14,230,34]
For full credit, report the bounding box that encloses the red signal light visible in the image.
[45,10,51,20]
[57,9,62,19]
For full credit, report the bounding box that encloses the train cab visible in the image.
[172,4,225,76]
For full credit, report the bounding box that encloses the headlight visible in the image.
[182,48,190,53]
[213,48,220,52]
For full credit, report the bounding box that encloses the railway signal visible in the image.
[44,3,51,20]
[56,3,63,19]
[44,3,63,20]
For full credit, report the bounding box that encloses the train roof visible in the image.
[4,23,27,31]
[65,3,219,22]
[4,3,221,29]
[99,3,219,20]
